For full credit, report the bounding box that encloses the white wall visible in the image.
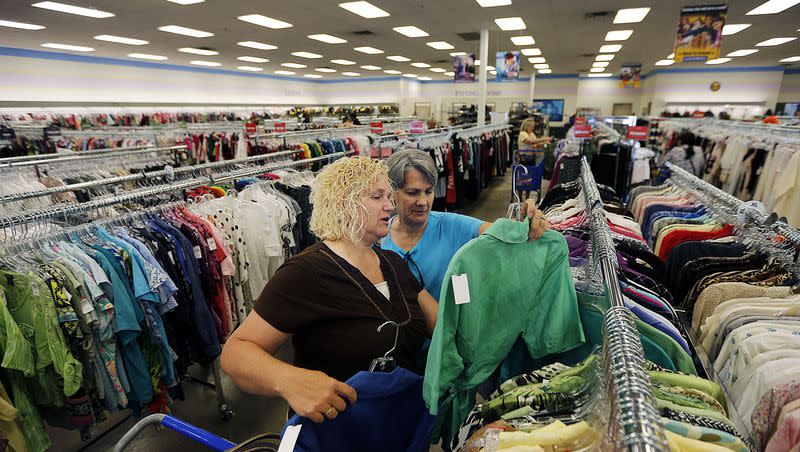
[576,78,643,117]
[778,72,800,103]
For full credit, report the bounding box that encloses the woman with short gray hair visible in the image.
[381,149,547,302]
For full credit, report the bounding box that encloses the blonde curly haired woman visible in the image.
[221,157,438,424]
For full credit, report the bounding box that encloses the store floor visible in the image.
[67,173,516,452]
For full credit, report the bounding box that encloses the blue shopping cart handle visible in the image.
[161,415,237,451]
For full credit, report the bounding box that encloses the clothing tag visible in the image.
[193,246,202,259]
[207,237,217,251]
[452,274,471,305]
[64,290,72,302]
[167,251,176,265]
[30,282,40,297]
[278,425,301,452]
[80,298,94,315]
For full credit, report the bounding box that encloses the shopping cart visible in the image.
[511,149,546,203]
[113,414,281,452]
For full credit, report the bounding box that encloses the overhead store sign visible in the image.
[674,4,727,62]
[620,64,642,88]
[244,122,257,133]
[573,125,591,138]
[575,116,587,125]
[453,53,476,83]
[627,126,650,140]
[495,51,520,82]
[274,122,286,133]
[409,120,426,134]
[370,121,383,134]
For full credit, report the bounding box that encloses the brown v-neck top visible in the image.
[254,242,427,381]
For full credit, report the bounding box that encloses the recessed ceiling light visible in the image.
[237,66,262,72]
[667,53,675,58]
[403,73,418,78]
[361,65,382,70]
[756,37,797,46]
[747,0,800,15]
[342,71,361,76]
[238,56,269,63]
[613,7,650,24]
[292,51,323,59]
[32,1,114,18]
[393,26,429,37]
[384,69,402,74]
[166,0,205,4]
[592,61,609,68]
[387,55,410,62]
[158,25,213,38]
[727,49,759,57]
[237,14,293,29]
[94,35,148,45]
[780,56,800,62]
[237,41,277,50]
[722,24,752,35]
[511,36,535,45]
[179,47,218,55]
[429,68,447,73]
[427,41,454,50]
[605,30,633,41]
[282,62,307,68]
[538,69,552,74]
[655,59,674,66]
[307,34,347,44]
[191,60,221,66]
[534,63,549,69]
[355,46,384,54]
[528,57,546,64]
[331,59,356,65]
[41,42,94,52]
[444,71,455,76]
[476,0,512,6]
[316,67,337,72]
[275,70,296,75]
[338,1,390,18]
[411,62,431,68]
[494,17,526,31]
[449,52,467,56]
[599,44,622,53]
[706,57,732,64]
[595,54,615,61]
[588,73,613,77]
[128,53,167,60]
[304,74,323,78]
[590,67,605,73]
[0,19,45,30]
[418,76,432,80]
[520,48,541,56]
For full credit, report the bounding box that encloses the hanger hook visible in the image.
[377,320,399,358]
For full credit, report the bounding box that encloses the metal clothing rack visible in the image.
[455,123,511,139]
[2,144,185,169]
[579,157,669,451]
[0,148,304,204]
[0,143,156,165]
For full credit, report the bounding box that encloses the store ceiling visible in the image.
[2,0,800,80]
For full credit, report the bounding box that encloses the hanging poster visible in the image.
[495,51,520,81]
[531,99,565,122]
[674,4,727,62]
[453,54,476,83]
[619,64,642,88]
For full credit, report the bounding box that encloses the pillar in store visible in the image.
[528,72,536,104]
[478,27,489,127]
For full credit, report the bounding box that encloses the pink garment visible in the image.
[766,409,800,452]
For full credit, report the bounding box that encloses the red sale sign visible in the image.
[370,121,383,134]
[575,116,587,125]
[627,126,650,140]
[573,124,591,138]
[244,122,256,133]
[409,120,425,134]
[274,122,286,133]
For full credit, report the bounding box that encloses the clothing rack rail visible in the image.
[0,148,304,204]
[455,123,511,139]
[0,143,156,164]
[3,144,185,168]
[580,157,669,451]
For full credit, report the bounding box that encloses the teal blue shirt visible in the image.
[381,212,483,301]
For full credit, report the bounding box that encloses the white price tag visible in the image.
[80,298,94,315]
[30,282,40,297]
[193,246,202,259]
[207,237,217,251]
[278,425,302,452]
[451,274,471,305]
[167,251,176,265]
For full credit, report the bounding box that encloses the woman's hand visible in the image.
[522,199,548,240]
[281,368,358,423]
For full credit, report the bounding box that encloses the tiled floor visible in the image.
[62,173,517,452]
